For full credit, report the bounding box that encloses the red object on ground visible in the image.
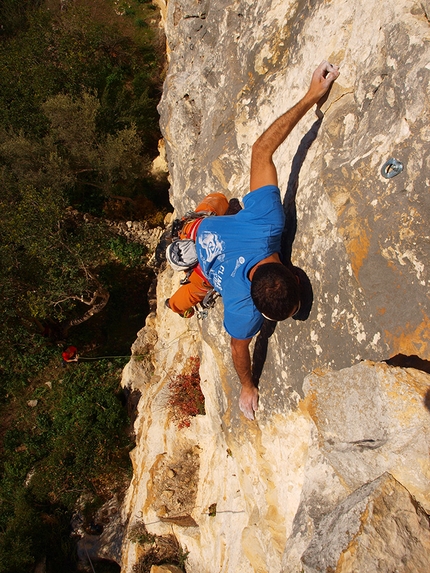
[62,346,77,362]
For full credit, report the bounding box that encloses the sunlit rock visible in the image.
[301,473,430,573]
[120,0,430,571]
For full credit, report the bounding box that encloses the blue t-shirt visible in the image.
[196,185,285,339]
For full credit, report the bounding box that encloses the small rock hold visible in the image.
[157,505,169,517]
[208,503,217,517]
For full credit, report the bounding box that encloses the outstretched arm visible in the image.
[231,337,258,420]
[250,60,339,191]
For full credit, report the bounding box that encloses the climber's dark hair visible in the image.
[251,263,300,321]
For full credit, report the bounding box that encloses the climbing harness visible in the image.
[381,158,403,179]
[166,210,221,319]
[201,288,220,309]
[171,210,214,242]
[165,195,240,320]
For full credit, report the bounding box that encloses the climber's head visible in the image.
[251,263,300,321]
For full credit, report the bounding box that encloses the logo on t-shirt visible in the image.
[198,231,225,263]
[231,256,245,277]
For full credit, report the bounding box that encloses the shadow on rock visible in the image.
[251,119,321,385]
[385,354,430,413]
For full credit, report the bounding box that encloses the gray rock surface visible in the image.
[119,1,430,572]
[302,473,430,573]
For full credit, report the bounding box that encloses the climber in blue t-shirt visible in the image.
[168,61,340,421]
[196,184,285,340]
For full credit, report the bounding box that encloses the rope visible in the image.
[71,354,147,361]
[78,355,133,360]
[84,546,96,573]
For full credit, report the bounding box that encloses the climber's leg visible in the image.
[195,193,229,216]
[167,269,213,317]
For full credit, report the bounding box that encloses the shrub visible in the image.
[168,357,205,429]
[130,522,188,573]
[0,359,132,570]
[109,236,148,267]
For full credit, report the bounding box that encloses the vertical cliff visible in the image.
[120,1,430,571]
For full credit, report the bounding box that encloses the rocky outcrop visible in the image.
[119,0,430,572]
[301,473,430,573]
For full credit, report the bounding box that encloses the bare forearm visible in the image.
[254,61,339,157]
[231,338,254,388]
[249,61,339,191]
[252,94,315,159]
[231,337,259,420]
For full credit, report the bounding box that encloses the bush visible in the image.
[0,0,166,569]
[168,357,205,429]
[130,522,188,573]
[109,236,148,267]
[0,359,132,570]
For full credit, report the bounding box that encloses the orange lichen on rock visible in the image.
[341,223,371,279]
[300,390,319,424]
[384,314,430,360]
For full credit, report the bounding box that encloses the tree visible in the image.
[0,180,112,339]
[0,84,159,345]
[0,2,165,569]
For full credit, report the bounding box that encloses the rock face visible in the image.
[301,473,430,573]
[120,1,430,572]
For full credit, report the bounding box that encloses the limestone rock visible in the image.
[120,0,430,572]
[147,447,200,525]
[76,496,123,568]
[159,0,430,372]
[301,473,430,573]
[150,565,183,573]
[303,360,430,511]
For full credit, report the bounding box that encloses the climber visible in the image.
[166,60,340,420]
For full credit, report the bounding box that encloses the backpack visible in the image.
[165,211,212,273]
[165,238,198,272]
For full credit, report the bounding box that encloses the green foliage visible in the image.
[129,522,157,545]
[0,0,168,349]
[0,1,166,569]
[0,182,112,329]
[109,236,148,267]
[0,0,43,39]
[28,361,131,505]
[177,546,190,570]
[0,0,165,208]
[0,331,58,398]
[0,489,41,573]
[0,3,161,136]
[0,360,131,571]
